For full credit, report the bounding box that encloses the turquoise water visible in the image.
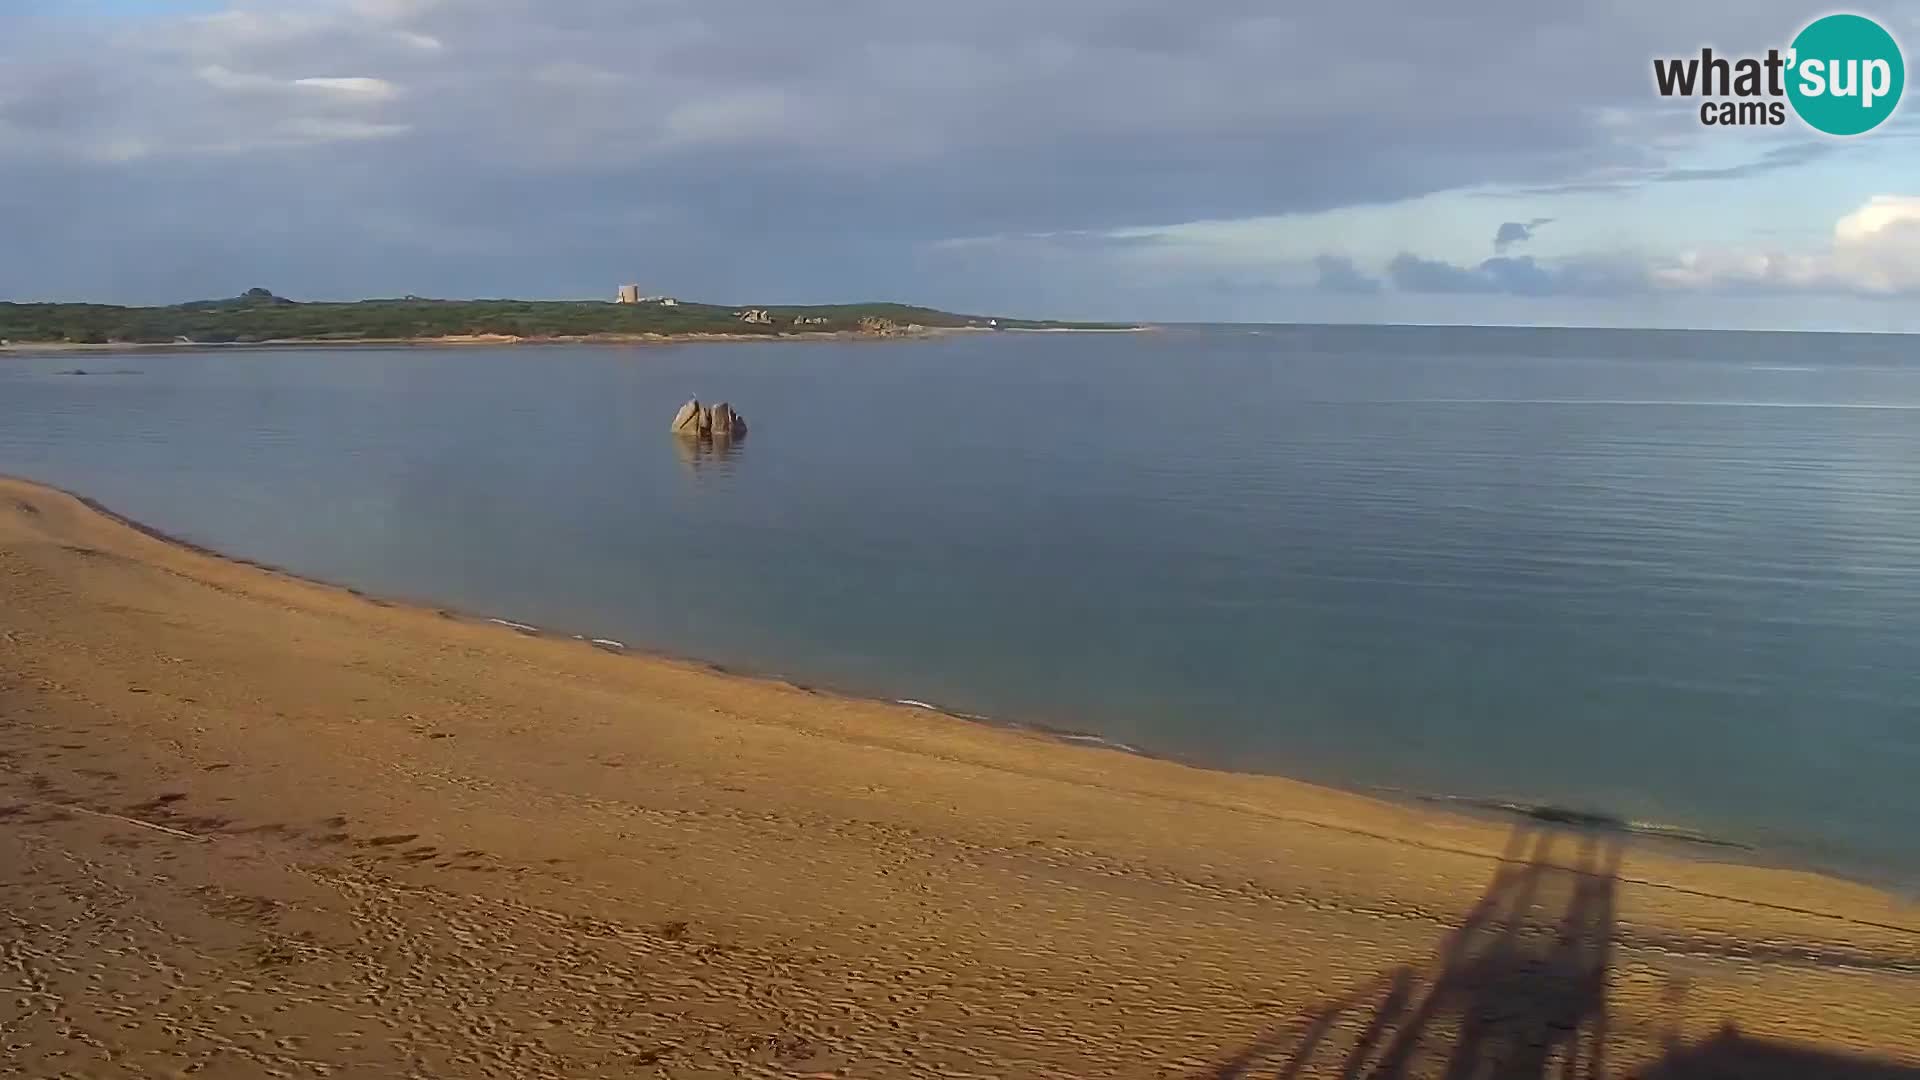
[3,326,1917,886]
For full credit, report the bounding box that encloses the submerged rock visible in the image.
[670,398,748,440]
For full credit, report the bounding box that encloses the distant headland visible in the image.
[0,288,1147,350]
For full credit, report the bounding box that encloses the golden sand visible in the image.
[1,476,1915,1079]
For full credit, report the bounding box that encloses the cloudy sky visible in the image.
[5,0,1920,329]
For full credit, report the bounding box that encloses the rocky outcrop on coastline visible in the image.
[671,398,748,439]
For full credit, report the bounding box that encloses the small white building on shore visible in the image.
[617,285,679,306]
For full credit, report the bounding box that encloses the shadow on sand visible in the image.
[1204,824,1919,1080]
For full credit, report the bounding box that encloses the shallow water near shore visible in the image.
[3,326,1918,888]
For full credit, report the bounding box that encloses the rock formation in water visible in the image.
[670,398,748,439]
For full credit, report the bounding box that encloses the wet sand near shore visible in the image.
[2,475,1916,1079]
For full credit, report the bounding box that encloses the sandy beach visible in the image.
[2,474,1916,1079]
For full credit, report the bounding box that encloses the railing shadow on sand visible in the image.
[1200,823,1920,1080]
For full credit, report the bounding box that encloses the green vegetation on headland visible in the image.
[0,289,1137,346]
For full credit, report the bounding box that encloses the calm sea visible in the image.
[3,326,1917,887]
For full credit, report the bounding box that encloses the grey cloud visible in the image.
[1493,217,1553,252]
[1388,254,1493,294]
[0,0,1835,309]
[1480,256,1562,296]
[1313,255,1383,294]
[1506,141,1837,197]
[1387,253,1646,297]
[1650,142,1836,185]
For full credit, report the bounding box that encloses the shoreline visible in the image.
[0,325,1157,355]
[3,472,1916,1075]
[9,472,1906,898]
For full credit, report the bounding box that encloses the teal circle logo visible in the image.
[1787,14,1905,135]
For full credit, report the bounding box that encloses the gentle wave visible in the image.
[1056,732,1141,754]
[894,697,1141,754]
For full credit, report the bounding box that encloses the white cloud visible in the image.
[200,68,399,103]
[293,76,402,102]
[1656,195,1920,295]
[1834,195,1920,247]
[197,64,275,92]
[389,30,445,52]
